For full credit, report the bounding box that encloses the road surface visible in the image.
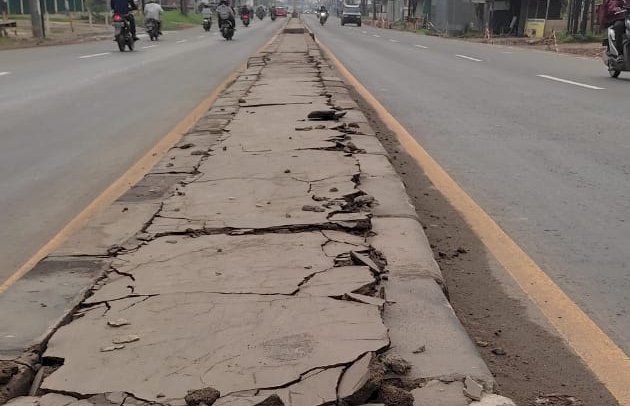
[305,17,630,356]
[0,20,279,284]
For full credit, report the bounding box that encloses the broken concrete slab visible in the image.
[345,293,386,307]
[43,295,388,400]
[0,258,108,358]
[369,217,442,283]
[298,266,375,297]
[258,367,343,406]
[464,376,484,401]
[383,276,493,387]
[86,233,334,302]
[338,353,383,405]
[38,393,77,406]
[469,395,516,406]
[411,381,468,406]
[356,154,397,178]
[154,178,334,231]
[52,203,160,257]
[195,150,358,183]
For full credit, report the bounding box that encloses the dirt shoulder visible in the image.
[462,36,603,58]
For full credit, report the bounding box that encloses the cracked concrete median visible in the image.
[1,18,512,406]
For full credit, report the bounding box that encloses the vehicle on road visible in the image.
[203,16,212,31]
[603,5,630,77]
[341,3,361,26]
[220,20,235,40]
[319,10,328,25]
[274,6,287,17]
[113,13,135,51]
[256,6,265,20]
[241,12,250,26]
[145,18,160,40]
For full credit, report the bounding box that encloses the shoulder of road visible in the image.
[0,18,515,406]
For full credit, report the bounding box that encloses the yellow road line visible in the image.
[318,41,630,405]
[0,31,282,295]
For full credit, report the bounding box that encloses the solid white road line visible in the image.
[78,52,111,59]
[414,44,428,49]
[456,54,483,62]
[0,72,11,76]
[537,74,604,90]
[176,39,188,43]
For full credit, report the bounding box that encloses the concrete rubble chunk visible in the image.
[350,252,381,274]
[464,376,484,401]
[380,353,411,375]
[469,394,516,406]
[43,295,388,400]
[253,395,283,406]
[299,266,375,297]
[410,381,468,406]
[5,397,40,406]
[103,392,127,405]
[380,386,414,406]
[338,352,384,405]
[259,367,343,406]
[38,393,78,406]
[345,293,385,307]
[185,387,221,406]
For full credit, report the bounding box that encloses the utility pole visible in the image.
[29,0,44,38]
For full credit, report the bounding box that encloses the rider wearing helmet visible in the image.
[216,0,236,29]
[111,0,139,40]
[143,0,164,35]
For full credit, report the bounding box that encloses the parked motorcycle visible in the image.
[241,13,250,26]
[319,11,328,25]
[203,16,212,31]
[113,13,135,52]
[145,18,159,41]
[220,20,234,40]
[603,6,630,78]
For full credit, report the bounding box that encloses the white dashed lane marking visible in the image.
[456,54,483,62]
[78,52,111,59]
[537,74,604,90]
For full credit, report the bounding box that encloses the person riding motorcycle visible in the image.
[240,5,249,18]
[604,0,630,57]
[143,0,163,35]
[111,0,139,40]
[217,0,236,29]
[319,5,328,20]
[201,3,213,20]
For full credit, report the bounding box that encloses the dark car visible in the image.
[341,4,361,26]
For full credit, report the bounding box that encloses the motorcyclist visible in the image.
[319,5,328,20]
[201,3,213,18]
[240,4,249,21]
[143,0,163,35]
[111,0,139,40]
[216,0,235,29]
[604,0,630,57]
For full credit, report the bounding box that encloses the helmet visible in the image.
[219,0,228,5]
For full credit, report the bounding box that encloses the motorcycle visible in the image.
[603,6,630,78]
[202,16,212,31]
[270,11,276,21]
[319,11,328,25]
[241,13,250,26]
[256,8,265,20]
[220,20,234,40]
[113,13,135,52]
[145,18,159,41]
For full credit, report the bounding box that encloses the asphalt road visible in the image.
[0,19,279,285]
[306,17,630,355]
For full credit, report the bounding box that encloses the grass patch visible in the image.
[556,31,601,43]
[160,10,203,30]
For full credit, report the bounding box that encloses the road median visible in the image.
[1,18,514,406]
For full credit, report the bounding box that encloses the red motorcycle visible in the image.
[241,13,250,26]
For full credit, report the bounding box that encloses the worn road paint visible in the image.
[0,72,11,76]
[537,74,604,90]
[141,45,157,49]
[372,34,380,37]
[78,52,111,59]
[414,44,428,49]
[318,40,630,406]
[176,39,188,43]
[456,54,483,62]
[0,30,283,295]
[389,39,399,43]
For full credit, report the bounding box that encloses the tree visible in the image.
[180,0,187,15]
